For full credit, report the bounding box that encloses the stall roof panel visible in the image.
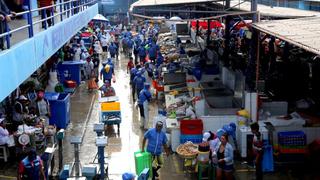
[131,0,215,8]
[215,0,320,18]
[252,17,320,55]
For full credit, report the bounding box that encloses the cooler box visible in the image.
[134,151,152,178]
[49,93,70,129]
[57,61,85,85]
[180,119,203,135]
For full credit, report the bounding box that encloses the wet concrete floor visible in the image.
[0,52,307,180]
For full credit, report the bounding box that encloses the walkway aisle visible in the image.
[57,53,190,179]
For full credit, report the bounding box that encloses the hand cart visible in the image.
[99,96,121,134]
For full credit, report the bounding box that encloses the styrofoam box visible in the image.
[200,115,238,133]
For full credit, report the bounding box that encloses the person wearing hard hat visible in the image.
[100,59,114,83]
[122,172,135,180]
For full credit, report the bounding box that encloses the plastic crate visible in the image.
[134,151,152,178]
[180,134,203,144]
[180,119,203,135]
[278,131,306,146]
[279,146,306,154]
[101,102,120,111]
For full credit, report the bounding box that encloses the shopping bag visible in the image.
[88,78,98,89]
[112,76,116,83]
[262,145,274,172]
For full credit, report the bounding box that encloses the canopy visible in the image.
[92,14,109,22]
[191,20,222,29]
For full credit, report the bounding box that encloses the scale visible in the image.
[94,123,105,137]
[70,136,82,177]
[95,136,108,180]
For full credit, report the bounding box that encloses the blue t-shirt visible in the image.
[138,88,151,105]
[100,65,114,80]
[133,75,146,90]
[144,128,167,155]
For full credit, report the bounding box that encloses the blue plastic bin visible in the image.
[44,92,60,101]
[57,61,85,85]
[48,93,70,129]
[180,134,203,144]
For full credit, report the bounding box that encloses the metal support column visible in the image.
[4,23,10,49]
[196,20,199,36]
[27,0,34,37]
[71,136,82,177]
[98,146,105,179]
[223,0,231,66]
[74,144,80,176]
[59,0,63,21]
[57,129,65,172]
[206,19,211,46]
[96,136,108,180]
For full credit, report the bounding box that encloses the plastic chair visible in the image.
[0,145,9,162]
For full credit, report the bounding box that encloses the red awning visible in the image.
[191,20,222,29]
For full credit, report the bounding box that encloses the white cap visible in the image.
[19,95,28,100]
[202,132,211,142]
[0,118,5,123]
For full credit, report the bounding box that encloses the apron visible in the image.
[143,100,149,129]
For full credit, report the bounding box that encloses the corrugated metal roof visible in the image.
[131,0,215,9]
[215,0,320,18]
[252,17,320,55]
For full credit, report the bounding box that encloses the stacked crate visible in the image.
[278,131,306,154]
[180,119,203,144]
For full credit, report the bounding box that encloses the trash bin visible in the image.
[48,93,70,129]
[57,61,85,85]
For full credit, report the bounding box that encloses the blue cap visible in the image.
[144,83,150,89]
[229,122,236,131]
[122,172,135,180]
[222,124,235,136]
[216,128,226,139]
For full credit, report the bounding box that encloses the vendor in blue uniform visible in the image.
[130,64,141,101]
[108,42,118,59]
[156,52,164,68]
[138,44,147,64]
[137,83,152,130]
[133,70,146,99]
[18,149,46,180]
[99,80,115,97]
[148,42,157,63]
[142,121,170,179]
[100,58,114,83]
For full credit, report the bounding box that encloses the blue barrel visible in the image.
[48,93,70,129]
[57,61,85,85]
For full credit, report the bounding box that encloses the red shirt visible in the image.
[127,61,134,72]
[38,0,52,7]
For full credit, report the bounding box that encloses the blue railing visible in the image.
[0,0,97,49]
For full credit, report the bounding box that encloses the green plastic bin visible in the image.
[134,151,152,178]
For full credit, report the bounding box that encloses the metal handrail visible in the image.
[0,0,96,49]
